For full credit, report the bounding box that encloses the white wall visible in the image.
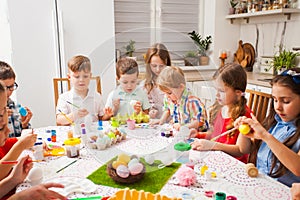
[0,0,12,62]
[3,0,115,127]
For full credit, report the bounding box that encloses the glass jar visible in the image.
[64,138,81,158]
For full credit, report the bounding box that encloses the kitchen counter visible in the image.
[246,72,273,88]
[138,65,274,87]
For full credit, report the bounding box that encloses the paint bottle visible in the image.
[51,130,57,142]
[18,106,28,117]
[81,123,87,144]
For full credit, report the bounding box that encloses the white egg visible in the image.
[128,158,139,168]
[27,167,43,186]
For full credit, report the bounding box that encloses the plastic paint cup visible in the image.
[127,119,136,130]
[214,192,226,200]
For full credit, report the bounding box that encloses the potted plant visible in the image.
[229,0,238,14]
[188,31,212,65]
[184,51,199,66]
[124,39,136,58]
[267,49,300,74]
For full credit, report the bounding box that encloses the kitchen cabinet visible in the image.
[226,8,300,24]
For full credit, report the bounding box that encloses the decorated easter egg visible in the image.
[117,153,131,164]
[144,155,155,165]
[112,160,127,169]
[239,124,251,135]
[116,165,130,178]
[128,158,139,168]
[107,131,116,139]
[128,163,144,175]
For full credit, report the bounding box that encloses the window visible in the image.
[114,0,203,61]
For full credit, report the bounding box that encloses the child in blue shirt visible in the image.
[0,61,32,137]
[234,68,300,187]
[104,58,150,119]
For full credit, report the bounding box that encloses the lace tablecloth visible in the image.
[16,126,291,200]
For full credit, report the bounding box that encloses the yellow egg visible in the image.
[117,153,131,164]
[239,124,251,135]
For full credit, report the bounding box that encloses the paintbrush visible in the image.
[210,127,238,142]
[58,109,75,126]
[0,160,44,165]
[66,101,80,109]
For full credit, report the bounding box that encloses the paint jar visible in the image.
[51,130,57,142]
[64,138,81,158]
[214,192,226,200]
[126,119,136,130]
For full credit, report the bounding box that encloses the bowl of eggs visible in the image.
[107,153,145,183]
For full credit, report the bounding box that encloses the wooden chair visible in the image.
[53,76,101,107]
[246,89,272,123]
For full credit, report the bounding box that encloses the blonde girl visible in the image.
[143,43,171,119]
[191,63,251,163]
[234,68,300,186]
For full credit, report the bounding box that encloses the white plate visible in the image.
[44,176,96,197]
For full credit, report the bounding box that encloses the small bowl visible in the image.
[107,163,145,184]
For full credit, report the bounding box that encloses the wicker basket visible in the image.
[107,163,145,184]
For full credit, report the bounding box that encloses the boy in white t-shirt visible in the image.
[56,55,107,125]
[104,58,150,120]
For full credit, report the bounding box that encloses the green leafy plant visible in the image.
[124,39,135,57]
[188,31,212,56]
[230,0,238,8]
[184,51,198,58]
[269,49,300,72]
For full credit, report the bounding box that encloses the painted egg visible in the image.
[117,153,131,164]
[128,163,144,175]
[239,124,251,135]
[116,165,130,178]
[112,160,127,169]
[128,158,139,168]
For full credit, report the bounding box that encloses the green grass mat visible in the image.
[87,158,181,194]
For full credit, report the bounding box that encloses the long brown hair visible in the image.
[144,43,171,94]
[209,63,247,130]
[249,68,300,178]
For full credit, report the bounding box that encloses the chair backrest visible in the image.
[53,76,101,107]
[246,89,272,123]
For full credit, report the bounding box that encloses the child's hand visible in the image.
[21,107,32,128]
[191,139,215,151]
[133,101,142,114]
[189,129,207,139]
[173,123,181,131]
[104,107,114,117]
[149,118,160,125]
[76,108,89,118]
[18,131,37,150]
[9,155,33,185]
[7,107,13,117]
[149,108,158,119]
[234,114,269,140]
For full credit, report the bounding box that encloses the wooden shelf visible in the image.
[226,8,300,24]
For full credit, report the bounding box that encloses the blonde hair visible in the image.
[156,66,185,91]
